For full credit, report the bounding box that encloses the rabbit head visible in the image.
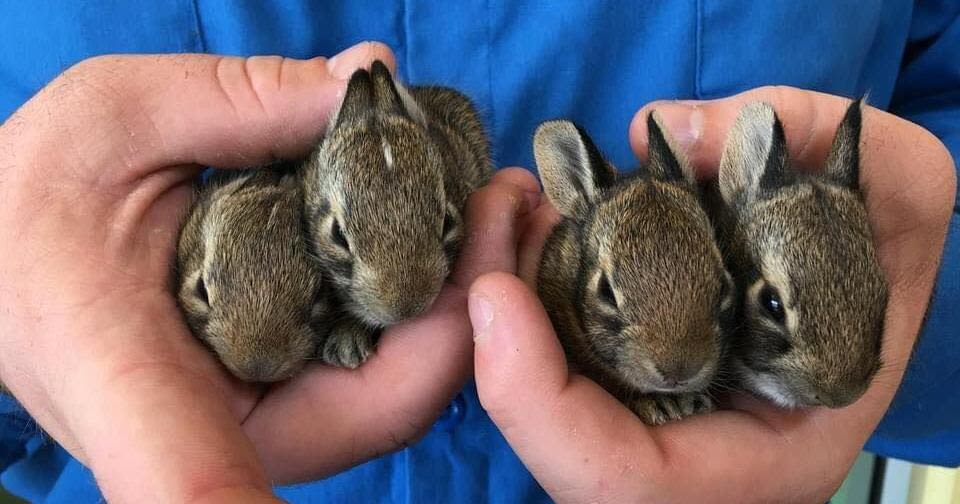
[302,61,460,327]
[535,116,734,395]
[177,168,330,382]
[717,101,887,408]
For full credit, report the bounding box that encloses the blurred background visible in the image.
[830,453,959,504]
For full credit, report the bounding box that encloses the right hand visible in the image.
[471,87,956,503]
[0,42,538,502]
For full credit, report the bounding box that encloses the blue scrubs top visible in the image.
[1,1,958,502]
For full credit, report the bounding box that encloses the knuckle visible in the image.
[905,124,957,212]
[750,84,804,106]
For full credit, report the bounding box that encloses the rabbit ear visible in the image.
[823,98,863,190]
[534,120,617,218]
[645,112,696,185]
[332,68,374,128]
[718,102,789,203]
[370,60,427,126]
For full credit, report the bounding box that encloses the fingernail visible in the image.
[652,102,705,151]
[327,41,374,80]
[469,293,495,341]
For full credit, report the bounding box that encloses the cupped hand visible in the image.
[0,41,539,502]
[471,86,956,503]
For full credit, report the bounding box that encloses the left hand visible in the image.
[471,86,956,503]
[0,42,540,503]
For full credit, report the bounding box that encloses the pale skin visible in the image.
[0,40,953,503]
[470,86,956,503]
[0,43,540,503]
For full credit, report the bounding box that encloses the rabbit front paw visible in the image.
[629,392,714,425]
[320,318,380,369]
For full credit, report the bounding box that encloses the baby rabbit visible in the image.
[176,166,332,382]
[534,116,735,425]
[713,100,887,409]
[302,60,492,367]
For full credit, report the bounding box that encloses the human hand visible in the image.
[0,41,538,502]
[470,87,956,503]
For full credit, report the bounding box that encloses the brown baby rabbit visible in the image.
[302,60,492,367]
[176,166,332,382]
[713,100,887,409]
[534,116,735,425]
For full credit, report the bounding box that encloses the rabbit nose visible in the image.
[231,359,286,383]
[656,361,707,390]
[807,389,859,409]
[366,269,444,324]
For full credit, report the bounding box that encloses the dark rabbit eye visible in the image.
[442,212,456,238]
[597,273,617,308]
[196,276,210,306]
[759,285,785,324]
[331,219,350,251]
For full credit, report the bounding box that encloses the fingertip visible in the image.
[629,104,654,163]
[469,271,524,301]
[326,41,397,80]
[453,183,529,287]
[471,271,568,400]
[517,203,562,285]
[492,167,541,193]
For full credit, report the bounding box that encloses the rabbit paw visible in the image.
[629,392,714,425]
[320,319,380,369]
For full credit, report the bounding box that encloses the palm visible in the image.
[0,48,544,501]
[483,87,956,503]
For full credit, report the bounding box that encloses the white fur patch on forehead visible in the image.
[382,137,394,170]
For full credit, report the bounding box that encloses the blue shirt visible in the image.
[1,1,958,502]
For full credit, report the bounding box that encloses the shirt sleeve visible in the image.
[865,0,960,467]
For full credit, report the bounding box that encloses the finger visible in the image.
[8,42,396,181]
[451,168,541,287]
[244,286,473,483]
[468,273,864,503]
[49,295,278,503]
[516,202,562,286]
[470,272,666,502]
[628,86,954,191]
[246,171,541,482]
[490,166,542,195]
[630,86,954,339]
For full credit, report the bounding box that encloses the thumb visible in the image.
[471,272,571,421]
[7,41,396,181]
[470,273,660,501]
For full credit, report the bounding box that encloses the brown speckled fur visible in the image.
[713,101,887,409]
[301,61,492,367]
[175,167,331,382]
[535,117,735,425]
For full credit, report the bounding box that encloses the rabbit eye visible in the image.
[196,276,210,306]
[331,219,350,251]
[597,272,618,308]
[759,285,785,324]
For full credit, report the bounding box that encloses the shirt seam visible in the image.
[695,0,703,99]
[189,0,208,53]
[484,0,497,165]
